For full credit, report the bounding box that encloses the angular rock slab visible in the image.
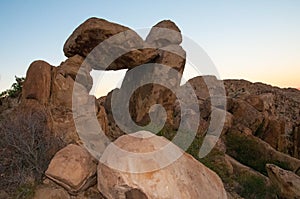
[45,144,97,194]
[98,131,227,199]
[267,164,300,199]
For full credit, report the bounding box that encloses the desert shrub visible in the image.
[235,173,278,199]
[200,148,233,184]
[225,130,292,176]
[186,134,204,158]
[14,183,36,199]
[156,127,177,140]
[0,103,64,196]
[0,76,25,98]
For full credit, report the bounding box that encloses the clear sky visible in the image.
[1,0,299,96]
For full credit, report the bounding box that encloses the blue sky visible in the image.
[1,0,299,95]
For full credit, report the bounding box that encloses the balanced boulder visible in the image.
[63,17,158,70]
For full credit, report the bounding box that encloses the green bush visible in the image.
[0,76,25,98]
[225,130,292,176]
[14,183,36,199]
[235,173,278,199]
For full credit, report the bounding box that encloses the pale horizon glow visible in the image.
[0,1,299,95]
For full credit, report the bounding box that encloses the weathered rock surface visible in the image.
[45,144,97,194]
[187,75,225,102]
[59,55,93,91]
[225,79,300,158]
[98,131,227,199]
[2,16,300,199]
[152,44,186,75]
[228,99,264,133]
[103,41,186,136]
[225,129,300,174]
[34,184,70,199]
[50,56,92,109]
[48,106,79,143]
[99,48,158,71]
[33,182,105,199]
[146,19,182,47]
[267,164,300,199]
[64,17,135,57]
[22,60,52,105]
[118,43,185,130]
[64,17,158,71]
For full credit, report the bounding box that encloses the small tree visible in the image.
[0,76,25,98]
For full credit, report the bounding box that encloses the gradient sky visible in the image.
[1,0,299,96]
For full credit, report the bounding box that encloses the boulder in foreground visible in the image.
[97,131,227,199]
[45,144,97,194]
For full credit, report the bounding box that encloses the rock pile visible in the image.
[0,16,300,199]
[21,17,228,199]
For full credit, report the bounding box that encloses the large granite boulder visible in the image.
[64,17,134,57]
[63,17,158,70]
[97,131,227,199]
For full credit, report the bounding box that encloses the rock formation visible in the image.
[0,17,300,199]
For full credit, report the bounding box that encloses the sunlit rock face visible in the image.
[97,131,227,199]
